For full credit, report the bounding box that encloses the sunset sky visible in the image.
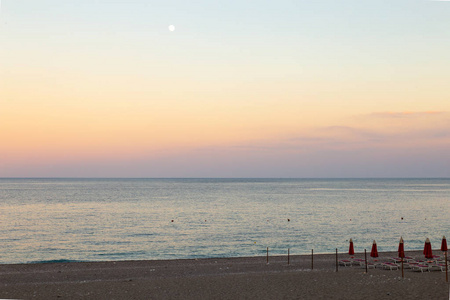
[1,0,450,177]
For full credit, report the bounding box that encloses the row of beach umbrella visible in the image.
[348,236,447,259]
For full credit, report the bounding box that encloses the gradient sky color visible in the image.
[1,0,450,178]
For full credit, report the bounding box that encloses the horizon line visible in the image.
[1,177,449,180]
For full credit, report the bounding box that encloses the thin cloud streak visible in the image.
[207,110,450,156]
[1,111,449,178]
[367,111,444,118]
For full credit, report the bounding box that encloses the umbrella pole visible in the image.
[288,248,290,265]
[445,251,448,283]
[365,249,367,273]
[401,257,404,278]
[311,249,314,270]
[266,247,269,264]
[335,248,338,272]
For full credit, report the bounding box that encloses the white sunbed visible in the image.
[382,262,399,270]
[339,259,352,267]
[400,259,420,269]
[429,264,446,272]
[371,260,384,269]
[411,264,429,273]
[390,258,402,264]
[392,258,413,269]
[352,259,365,266]
[365,262,376,269]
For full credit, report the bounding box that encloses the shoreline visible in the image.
[4,248,445,266]
[0,250,448,299]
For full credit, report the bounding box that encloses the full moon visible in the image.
[168,25,175,32]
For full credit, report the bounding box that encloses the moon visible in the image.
[168,25,175,32]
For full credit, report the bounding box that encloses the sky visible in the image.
[1,0,450,178]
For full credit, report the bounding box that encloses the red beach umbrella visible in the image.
[398,237,405,258]
[441,236,448,252]
[370,240,379,258]
[348,238,355,255]
[423,238,433,259]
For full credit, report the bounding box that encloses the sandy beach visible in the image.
[0,250,448,300]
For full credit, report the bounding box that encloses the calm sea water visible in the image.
[0,178,448,264]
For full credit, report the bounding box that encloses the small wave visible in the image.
[130,233,158,237]
[27,259,83,264]
[96,250,146,257]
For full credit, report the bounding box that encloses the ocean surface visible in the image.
[0,178,448,264]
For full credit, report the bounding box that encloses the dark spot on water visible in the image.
[287,219,290,222]
[171,220,174,222]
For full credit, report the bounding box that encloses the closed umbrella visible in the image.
[398,237,405,258]
[441,236,448,283]
[349,238,355,256]
[441,236,448,252]
[370,240,379,258]
[423,238,433,259]
[397,237,406,278]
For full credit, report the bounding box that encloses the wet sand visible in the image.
[0,250,448,299]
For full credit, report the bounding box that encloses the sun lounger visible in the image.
[339,260,352,267]
[390,258,402,264]
[414,260,426,264]
[391,257,414,263]
[366,262,376,269]
[411,264,429,272]
[402,262,413,269]
[375,262,385,269]
[429,264,446,272]
[352,258,365,266]
[382,262,399,270]
[353,260,375,269]
[371,260,383,269]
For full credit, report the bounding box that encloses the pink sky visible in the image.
[1,1,450,177]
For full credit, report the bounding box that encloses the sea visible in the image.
[0,178,448,264]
